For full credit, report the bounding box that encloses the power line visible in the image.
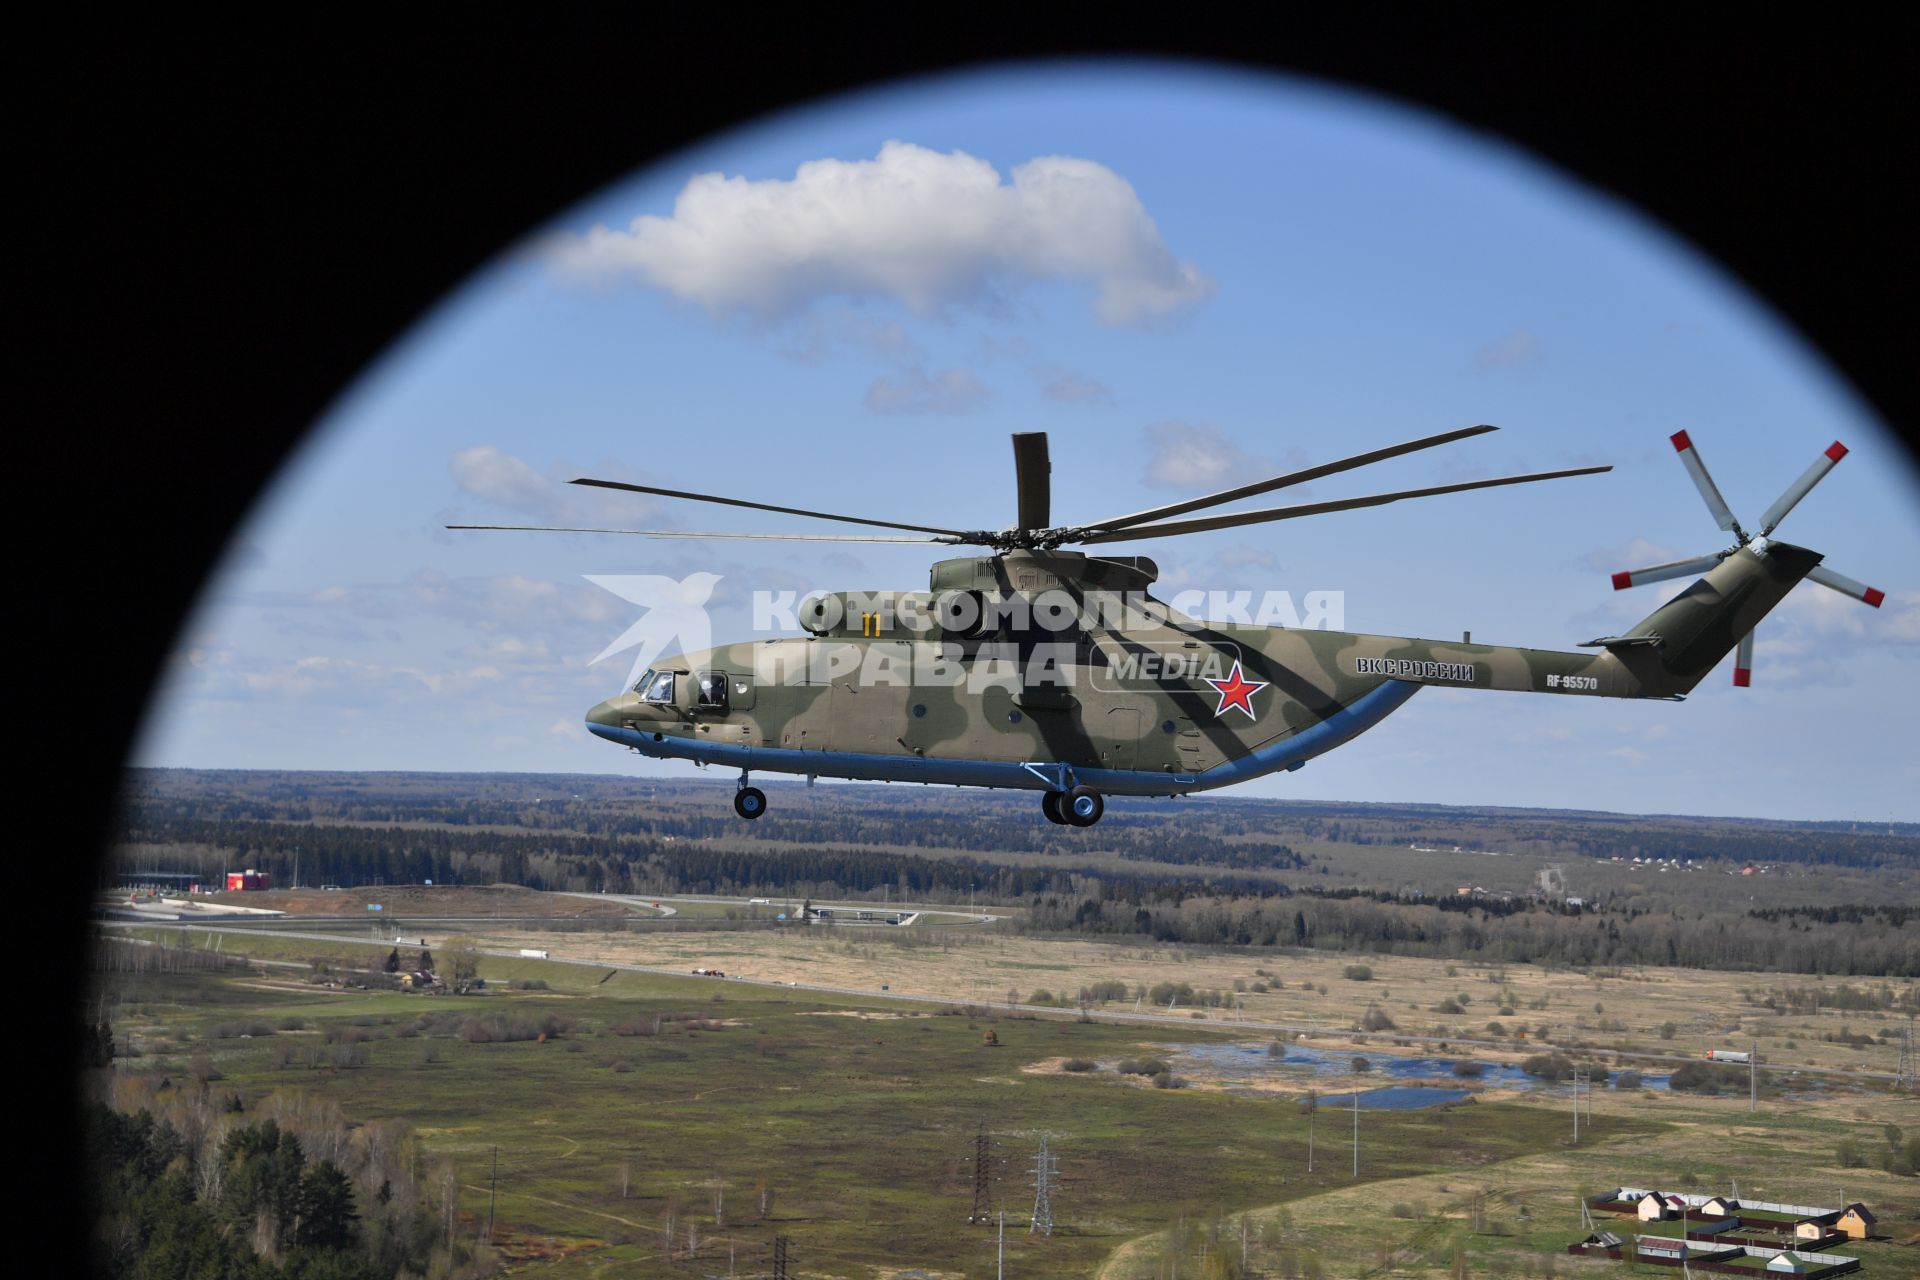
[969,1125,993,1224]
[1029,1135,1057,1236]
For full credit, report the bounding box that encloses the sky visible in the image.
[133,61,1920,822]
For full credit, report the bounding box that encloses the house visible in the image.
[1767,1253,1812,1274]
[1566,1231,1625,1258]
[1701,1195,1741,1217]
[1836,1205,1875,1240]
[1637,1192,1687,1221]
[1636,1235,1741,1265]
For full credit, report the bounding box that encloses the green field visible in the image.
[93,928,1920,1279]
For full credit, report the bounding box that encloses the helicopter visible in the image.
[455,426,1880,825]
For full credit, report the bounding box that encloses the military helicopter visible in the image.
[456,426,1880,825]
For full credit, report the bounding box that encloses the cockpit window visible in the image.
[697,672,730,713]
[632,669,655,695]
[642,671,676,704]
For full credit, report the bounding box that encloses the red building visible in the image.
[225,870,272,891]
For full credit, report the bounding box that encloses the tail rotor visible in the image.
[1610,432,1884,687]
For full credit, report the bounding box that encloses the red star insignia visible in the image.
[1205,660,1268,720]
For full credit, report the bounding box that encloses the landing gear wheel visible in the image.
[733,786,767,819]
[1041,791,1068,824]
[1064,785,1104,827]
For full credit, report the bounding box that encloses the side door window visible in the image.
[697,672,731,714]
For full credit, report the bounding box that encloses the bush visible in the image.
[1360,1006,1396,1032]
[1061,1058,1098,1072]
[1616,1071,1643,1090]
[1267,1040,1288,1060]
[1452,1060,1485,1078]
[459,1013,573,1044]
[1029,989,1054,1005]
[1486,1021,1508,1036]
[1343,965,1374,982]
[1390,1202,1417,1219]
[1118,1057,1170,1077]
[1668,1061,1745,1095]
[1152,1071,1188,1089]
[1521,1053,1575,1082]
[1351,1056,1372,1073]
[1435,998,1465,1015]
[209,1020,275,1039]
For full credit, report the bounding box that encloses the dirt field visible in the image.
[204,883,641,918]
[434,918,1914,1077]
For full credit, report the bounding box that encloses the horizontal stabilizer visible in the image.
[1579,634,1664,650]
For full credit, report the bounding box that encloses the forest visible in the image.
[111,770,1920,977]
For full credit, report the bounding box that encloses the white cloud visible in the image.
[1582,536,1680,574]
[864,366,987,415]
[1143,422,1270,491]
[1475,329,1542,370]
[1041,371,1113,404]
[549,141,1214,326]
[448,445,661,525]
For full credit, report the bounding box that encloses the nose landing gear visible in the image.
[1041,785,1104,826]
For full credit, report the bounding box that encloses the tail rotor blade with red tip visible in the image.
[1759,441,1848,534]
[1670,430,1745,538]
[1806,564,1885,608]
[1734,629,1755,688]
[1610,554,1724,591]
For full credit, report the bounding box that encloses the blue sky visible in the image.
[135,61,1920,821]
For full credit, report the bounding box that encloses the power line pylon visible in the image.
[771,1235,789,1280]
[1029,1135,1057,1237]
[969,1125,993,1224]
[1897,1016,1916,1089]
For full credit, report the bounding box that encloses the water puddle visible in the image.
[1165,1040,1672,1102]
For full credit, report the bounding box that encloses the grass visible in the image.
[94,937,1676,1278]
[283,916,1918,1079]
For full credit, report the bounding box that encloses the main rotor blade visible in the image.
[1074,465,1612,544]
[1076,423,1499,535]
[570,477,973,539]
[1734,628,1754,687]
[1806,563,1885,607]
[1669,430,1745,538]
[446,524,966,544]
[1610,553,1725,590]
[1012,432,1051,533]
[1759,440,1848,534]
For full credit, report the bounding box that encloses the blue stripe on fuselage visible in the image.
[587,679,1420,797]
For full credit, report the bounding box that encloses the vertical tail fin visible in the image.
[1608,541,1822,697]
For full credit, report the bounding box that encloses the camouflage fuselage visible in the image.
[584,543,1820,796]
